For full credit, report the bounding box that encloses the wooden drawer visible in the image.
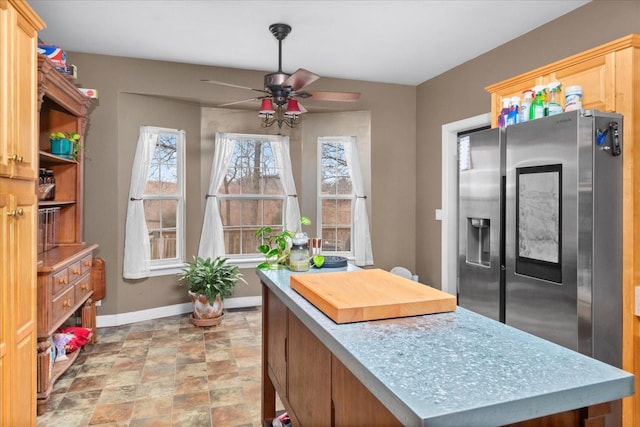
[74,274,92,303]
[80,254,93,275]
[51,286,75,328]
[67,260,83,283]
[52,268,70,296]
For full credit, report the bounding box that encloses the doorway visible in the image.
[440,113,491,295]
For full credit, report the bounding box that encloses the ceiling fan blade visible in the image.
[201,79,269,94]
[297,90,361,102]
[217,97,263,107]
[283,68,320,91]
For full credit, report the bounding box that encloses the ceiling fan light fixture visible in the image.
[259,98,275,115]
[285,99,302,116]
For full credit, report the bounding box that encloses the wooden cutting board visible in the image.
[290,269,456,323]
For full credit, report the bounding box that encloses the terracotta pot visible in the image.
[188,291,224,325]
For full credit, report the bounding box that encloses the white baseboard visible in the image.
[96,296,262,328]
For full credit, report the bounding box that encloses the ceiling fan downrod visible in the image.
[269,23,291,73]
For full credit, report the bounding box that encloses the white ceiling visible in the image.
[30,1,589,87]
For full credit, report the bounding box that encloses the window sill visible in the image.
[148,263,188,277]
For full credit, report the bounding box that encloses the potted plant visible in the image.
[49,131,81,160]
[178,256,245,327]
[255,216,311,270]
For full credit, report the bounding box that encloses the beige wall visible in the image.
[415,0,640,289]
[68,53,415,317]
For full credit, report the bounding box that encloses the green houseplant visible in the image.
[178,256,245,326]
[255,216,311,270]
[49,131,82,160]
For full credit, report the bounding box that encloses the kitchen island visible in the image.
[258,266,634,427]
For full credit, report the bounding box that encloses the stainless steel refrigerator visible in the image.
[458,109,623,367]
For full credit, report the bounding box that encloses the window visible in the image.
[198,132,300,262]
[318,138,353,254]
[123,126,185,279]
[218,136,285,256]
[144,130,184,267]
[317,136,373,265]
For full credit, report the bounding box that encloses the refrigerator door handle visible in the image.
[608,121,622,156]
[598,122,622,156]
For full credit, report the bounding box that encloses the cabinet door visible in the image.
[550,53,615,112]
[287,312,332,426]
[1,180,37,426]
[0,1,39,180]
[265,288,288,397]
[332,355,403,427]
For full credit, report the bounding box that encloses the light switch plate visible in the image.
[635,287,640,316]
[435,209,442,220]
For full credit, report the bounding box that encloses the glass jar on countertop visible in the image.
[289,232,310,272]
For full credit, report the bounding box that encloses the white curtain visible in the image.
[344,137,374,266]
[123,126,160,279]
[271,136,301,232]
[197,133,235,259]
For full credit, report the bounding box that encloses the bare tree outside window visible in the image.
[218,136,285,255]
[319,140,353,253]
[144,131,183,262]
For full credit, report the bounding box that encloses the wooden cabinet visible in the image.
[0,1,44,425]
[486,34,640,426]
[36,244,97,414]
[331,356,402,427]
[262,286,400,427]
[287,312,332,426]
[34,53,98,415]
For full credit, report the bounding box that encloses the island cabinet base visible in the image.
[262,283,617,427]
[503,402,612,427]
[262,284,401,427]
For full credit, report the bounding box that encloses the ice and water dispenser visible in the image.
[466,218,490,267]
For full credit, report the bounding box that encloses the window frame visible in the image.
[146,128,186,275]
[317,137,355,258]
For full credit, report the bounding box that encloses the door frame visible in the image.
[440,113,491,295]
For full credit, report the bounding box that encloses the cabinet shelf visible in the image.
[39,150,77,165]
[38,200,76,207]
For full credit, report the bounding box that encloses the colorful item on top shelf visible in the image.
[37,44,66,66]
[546,82,563,116]
[498,97,510,127]
[78,88,99,99]
[529,85,546,120]
[565,85,583,111]
[516,82,584,124]
[520,89,535,122]
[506,96,520,126]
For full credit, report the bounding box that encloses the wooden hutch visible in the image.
[35,55,98,415]
[485,34,640,426]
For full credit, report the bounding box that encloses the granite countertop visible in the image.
[257,266,635,427]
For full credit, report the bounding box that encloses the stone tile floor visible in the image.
[36,307,268,427]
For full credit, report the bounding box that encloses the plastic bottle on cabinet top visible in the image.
[520,89,534,122]
[564,85,582,111]
[529,85,546,120]
[498,97,510,127]
[546,82,563,116]
[506,96,520,126]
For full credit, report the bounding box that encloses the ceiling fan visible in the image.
[201,23,360,130]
